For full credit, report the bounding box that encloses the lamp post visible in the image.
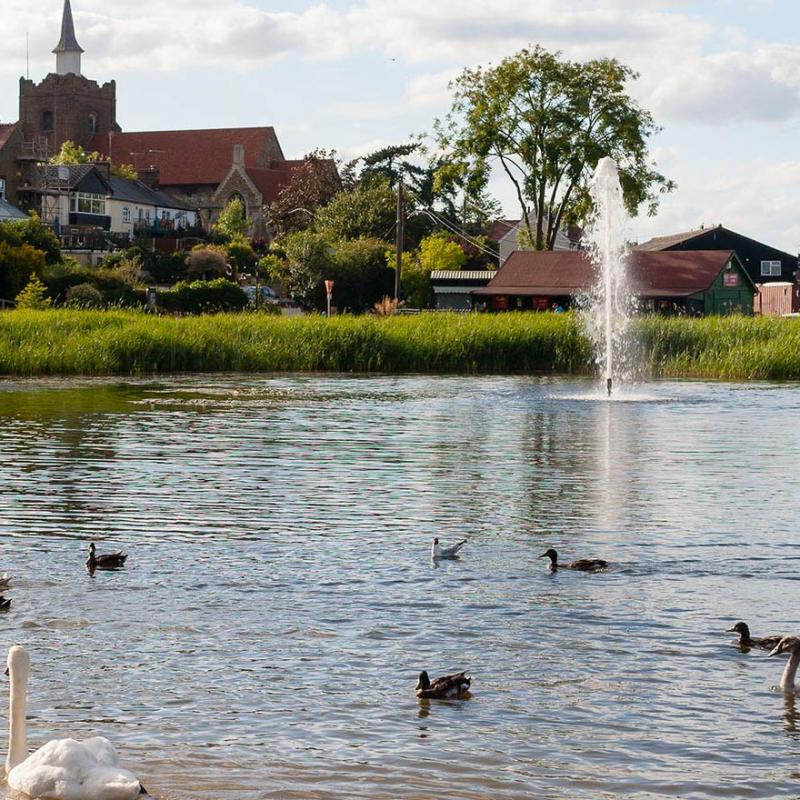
[325,279,334,317]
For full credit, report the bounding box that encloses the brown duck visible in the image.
[86,542,128,571]
[539,548,608,572]
[415,670,471,699]
[728,621,782,651]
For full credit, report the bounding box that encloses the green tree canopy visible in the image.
[213,199,250,241]
[50,141,137,179]
[15,275,52,310]
[437,45,674,250]
[315,179,397,242]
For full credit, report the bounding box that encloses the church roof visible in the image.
[53,0,84,54]
[90,127,284,187]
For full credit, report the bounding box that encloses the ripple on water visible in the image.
[0,374,799,799]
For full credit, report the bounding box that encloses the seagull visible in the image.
[431,538,467,560]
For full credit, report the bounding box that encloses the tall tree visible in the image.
[268,150,342,236]
[436,46,674,250]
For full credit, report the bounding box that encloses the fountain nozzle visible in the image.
[606,377,612,396]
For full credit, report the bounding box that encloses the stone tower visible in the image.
[18,0,119,156]
[53,0,84,77]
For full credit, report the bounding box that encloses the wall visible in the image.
[19,73,118,156]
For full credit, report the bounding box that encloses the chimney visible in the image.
[138,166,160,189]
[233,144,245,168]
[94,160,111,181]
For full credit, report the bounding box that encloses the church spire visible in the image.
[53,0,84,76]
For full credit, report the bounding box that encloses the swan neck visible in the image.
[6,660,28,774]
[781,648,800,691]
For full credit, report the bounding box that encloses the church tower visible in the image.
[53,0,84,77]
[18,0,119,156]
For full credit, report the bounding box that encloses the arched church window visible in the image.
[42,111,54,132]
[88,114,97,135]
[228,192,246,211]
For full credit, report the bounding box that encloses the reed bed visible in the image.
[0,309,798,380]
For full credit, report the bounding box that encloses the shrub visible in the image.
[186,246,228,280]
[157,279,248,314]
[15,275,52,310]
[65,283,104,308]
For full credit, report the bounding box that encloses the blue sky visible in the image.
[1,0,799,252]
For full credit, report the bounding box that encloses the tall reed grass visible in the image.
[0,309,798,380]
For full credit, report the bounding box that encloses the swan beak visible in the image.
[768,644,782,657]
[3,666,8,676]
[726,627,737,632]
[537,553,547,558]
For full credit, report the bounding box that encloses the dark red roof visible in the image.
[245,161,303,204]
[0,122,18,150]
[474,250,739,297]
[89,127,283,186]
[487,219,518,242]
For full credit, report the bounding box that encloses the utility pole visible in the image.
[394,176,405,305]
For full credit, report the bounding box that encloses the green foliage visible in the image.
[0,214,61,265]
[315,180,397,242]
[186,246,228,279]
[65,282,104,308]
[257,253,285,283]
[15,275,52,310]
[157,279,249,314]
[213,199,250,241]
[437,45,674,249]
[223,237,256,276]
[2,312,800,380]
[279,231,392,312]
[50,140,136,178]
[417,232,467,272]
[0,241,46,300]
[41,260,138,306]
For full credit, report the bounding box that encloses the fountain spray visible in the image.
[583,157,632,397]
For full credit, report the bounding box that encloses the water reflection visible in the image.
[0,375,799,800]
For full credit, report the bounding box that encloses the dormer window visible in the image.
[42,111,54,133]
[88,114,97,135]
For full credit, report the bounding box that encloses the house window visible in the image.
[138,208,144,222]
[73,192,106,215]
[0,178,5,200]
[42,111,54,132]
[122,207,131,223]
[88,114,97,135]
[161,210,169,220]
[761,260,782,277]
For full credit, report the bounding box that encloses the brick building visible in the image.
[0,0,334,236]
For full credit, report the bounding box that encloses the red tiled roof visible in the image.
[245,161,304,204]
[473,250,738,297]
[89,127,283,186]
[487,219,519,242]
[0,122,18,150]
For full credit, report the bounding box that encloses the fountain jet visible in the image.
[583,157,633,397]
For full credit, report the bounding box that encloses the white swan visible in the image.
[769,636,800,692]
[4,646,147,800]
[430,538,467,560]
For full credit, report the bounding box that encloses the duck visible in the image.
[769,636,800,692]
[415,670,471,699]
[727,621,782,651]
[539,548,608,572]
[0,574,11,589]
[86,543,128,572]
[431,538,467,560]
[4,645,149,800]
[0,597,10,611]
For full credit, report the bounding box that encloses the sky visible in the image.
[1,0,799,252]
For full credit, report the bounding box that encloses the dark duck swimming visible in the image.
[539,548,608,572]
[728,621,782,651]
[86,542,128,572]
[415,670,471,699]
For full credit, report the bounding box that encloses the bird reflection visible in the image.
[783,693,799,735]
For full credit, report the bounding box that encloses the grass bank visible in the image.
[0,309,798,380]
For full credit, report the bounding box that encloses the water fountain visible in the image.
[582,157,635,397]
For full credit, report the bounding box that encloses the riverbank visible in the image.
[0,309,798,379]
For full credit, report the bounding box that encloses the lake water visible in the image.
[1,374,799,799]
